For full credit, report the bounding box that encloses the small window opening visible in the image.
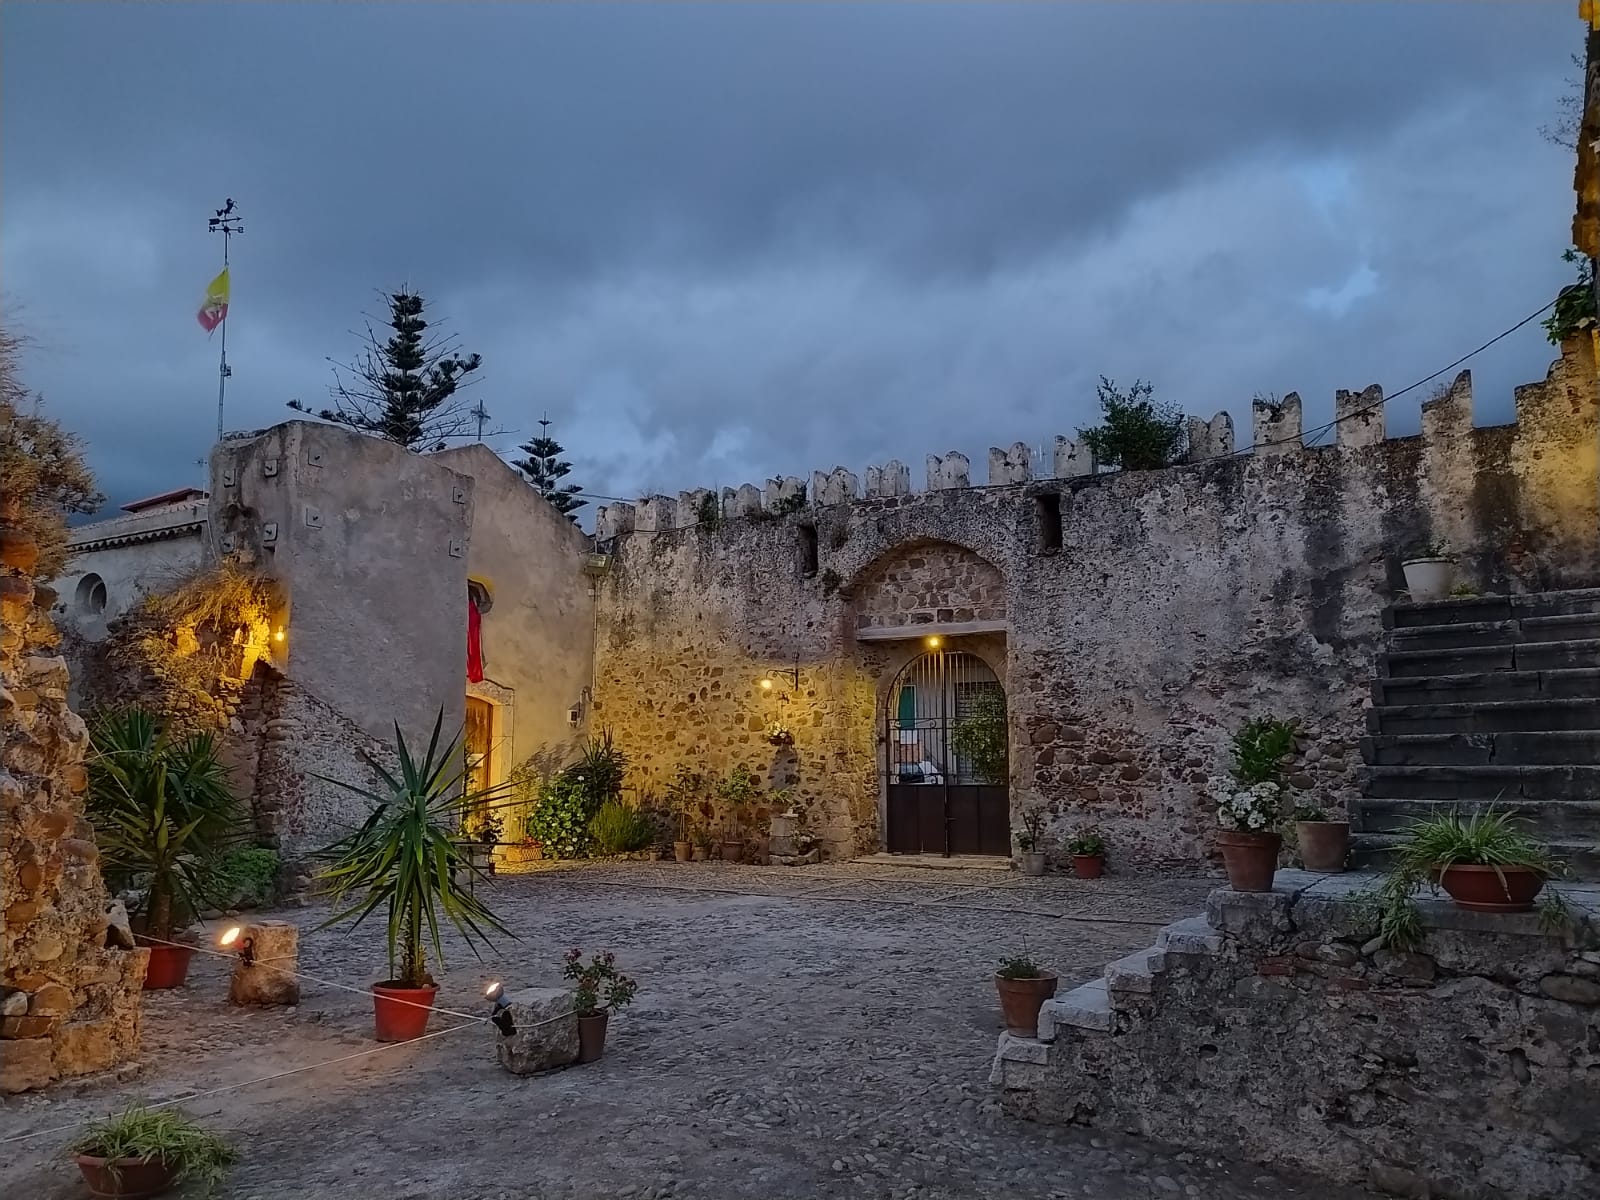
[798,523,819,577]
[75,573,108,615]
[1035,494,1063,553]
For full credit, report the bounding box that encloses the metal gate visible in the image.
[883,650,1010,856]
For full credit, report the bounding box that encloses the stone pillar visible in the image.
[926,452,971,490]
[722,484,763,519]
[1052,436,1091,478]
[1251,393,1302,457]
[227,920,301,1006]
[864,461,911,498]
[494,986,579,1074]
[988,442,1033,485]
[762,476,806,513]
[677,488,714,529]
[595,502,635,541]
[811,467,859,507]
[1335,386,1384,449]
[1185,412,1236,462]
[634,495,675,532]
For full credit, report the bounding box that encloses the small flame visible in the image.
[219,926,242,948]
[273,628,285,643]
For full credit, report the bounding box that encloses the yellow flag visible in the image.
[197,267,229,333]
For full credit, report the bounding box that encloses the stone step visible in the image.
[1359,763,1600,802]
[1103,947,1166,994]
[1037,978,1111,1041]
[1366,698,1600,735]
[1155,915,1223,956]
[1388,614,1600,653]
[1361,731,1600,766]
[1374,669,1600,706]
[1350,832,1600,878]
[1386,588,1600,629]
[1380,639,1600,678]
[1354,797,1600,837]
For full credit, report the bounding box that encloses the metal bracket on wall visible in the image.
[448,538,464,557]
[262,459,280,478]
[304,506,323,530]
[451,485,467,504]
[262,522,278,544]
[307,449,324,468]
[221,467,237,488]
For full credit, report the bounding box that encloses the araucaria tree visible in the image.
[513,415,585,520]
[1077,376,1186,472]
[289,289,482,450]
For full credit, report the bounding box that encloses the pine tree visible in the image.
[289,289,482,450]
[513,415,585,520]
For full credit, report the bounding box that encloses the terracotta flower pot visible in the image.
[1436,864,1546,912]
[371,981,438,1042]
[994,972,1058,1036]
[138,941,196,990]
[720,840,744,864]
[692,845,708,861]
[75,1154,179,1199]
[577,1011,609,1063]
[1217,830,1282,893]
[1018,851,1046,877]
[1296,821,1349,873]
[1072,854,1104,879]
[673,840,692,862]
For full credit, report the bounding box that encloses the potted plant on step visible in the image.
[1066,829,1106,879]
[70,1105,234,1199]
[88,709,242,990]
[316,710,514,1041]
[1294,804,1349,874]
[1400,809,1556,914]
[666,764,702,862]
[1211,716,1297,893]
[994,952,1058,1036]
[717,763,759,864]
[1014,805,1047,876]
[563,948,638,1064]
[1401,538,1456,602]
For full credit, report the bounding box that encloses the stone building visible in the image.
[52,342,1600,871]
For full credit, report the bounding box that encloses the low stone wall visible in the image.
[992,871,1600,1199]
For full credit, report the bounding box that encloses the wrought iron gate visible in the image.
[883,650,1010,856]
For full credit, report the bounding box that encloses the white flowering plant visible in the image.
[764,720,794,746]
[1210,777,1286,833]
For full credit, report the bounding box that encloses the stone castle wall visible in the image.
[590,345,1600,865]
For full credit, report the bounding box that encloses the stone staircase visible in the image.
[1356,588,1600,878]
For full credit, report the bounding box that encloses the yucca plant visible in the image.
[87,709,242,940]
[1393,808,1556,881]
[70,1105,234,1190]
[315,710,514,989]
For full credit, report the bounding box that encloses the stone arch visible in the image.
[848,539,1006,636]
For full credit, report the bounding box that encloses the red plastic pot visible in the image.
[1436,864,1546,912]
[577,1011,609,1063]
[1217,830,1282,893]
[1072,854,1104,879]
[371,981,438,1042]
[75,1154,179,1198]
[138,941,196,990]
[994,972,1058,1036]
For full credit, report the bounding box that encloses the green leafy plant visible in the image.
[590,799,654,854]
[470,811,503,846]
[562,948,639,1017]
[217,846,280,909]
[951,689,1008,785]
[996,953,1046,980]
[1449,582,1481,598]
[87,709,243,940]
[695,490,722,531]
[1293,804,1328,823]
[1015,804,1046,852]
[664,764,705,841]
[69,1105,234,1190]
[1077,376,1185,471]
[574,730,629,808]
[525,732,630,858]
[1229,717,1298,786]
[1066,829,1106,857]
[1542,248,1597,344]
[315,710,514,989]
[716,762,760,837]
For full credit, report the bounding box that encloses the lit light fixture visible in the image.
[759,678,774,691]
[926,635,942,649]
[486,980,515,1035]
[273,627,285,643]
[219,924,254,967]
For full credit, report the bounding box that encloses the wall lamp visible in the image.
[486,980,515,1035]
[219,924,254,968]
[925,635,942,650]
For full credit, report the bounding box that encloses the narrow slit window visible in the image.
[799,523,819,576]
[1036,494,1063,553]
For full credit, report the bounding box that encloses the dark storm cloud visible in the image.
[0,2,1580,516]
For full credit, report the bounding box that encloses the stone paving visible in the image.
[0,862,1382,1198]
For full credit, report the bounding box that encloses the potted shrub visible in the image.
[665,764,701,862]
[994,952,1057,1036]
[764,719,795,747]
[1294,804,1349,874]
[1065,829,1106,879]
[1211,716,1297,892]
[589,798,654,857]
[716,763,759,863]
[563,948,638,1064]
[691,824,713,861]
[1401,538,1456,602]
[1399,809,1556,914]
[70,1105,233,1199]
[316,711,514,1041]
[1014,805,1047,876]
[460,811,502,876]
[87,709,242,990]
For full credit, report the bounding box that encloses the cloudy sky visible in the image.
[0,3,1579,521]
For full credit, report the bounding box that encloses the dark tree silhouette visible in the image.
[513,415,585,520]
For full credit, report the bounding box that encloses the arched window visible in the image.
[75,573,108,616]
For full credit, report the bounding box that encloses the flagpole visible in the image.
[207,199,242,444]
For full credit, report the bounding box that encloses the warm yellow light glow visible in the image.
[759,678,773,691]
[273,628,285,643]
[485,980,503,1001]
[219,925,242,948]
[925,635,942,649]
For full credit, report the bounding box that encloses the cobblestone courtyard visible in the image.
[1,863,1380,1199]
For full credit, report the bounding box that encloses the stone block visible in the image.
[52,1017,121,1078]
[987,442,1033,486]
[1205,886,1296,945]
[1539,973,1600,1006]
[1251,392,1302,456]
[1038,979,1111,1040]
[1052,435,1091,478]
[104,899,136,949]
[28,982,73,1016]
[229,921,301,1006]
[0,1036,56,1093]
[2,1015,59,1039]
[926,452,970,490]
[494,986,578,1075]
[1335,385,1385,449]
[864,461,910,498]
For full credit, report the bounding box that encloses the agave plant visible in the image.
[87,709,242,940]
[316,710,514,989]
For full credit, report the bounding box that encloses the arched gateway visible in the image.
[883,649,1009,856]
